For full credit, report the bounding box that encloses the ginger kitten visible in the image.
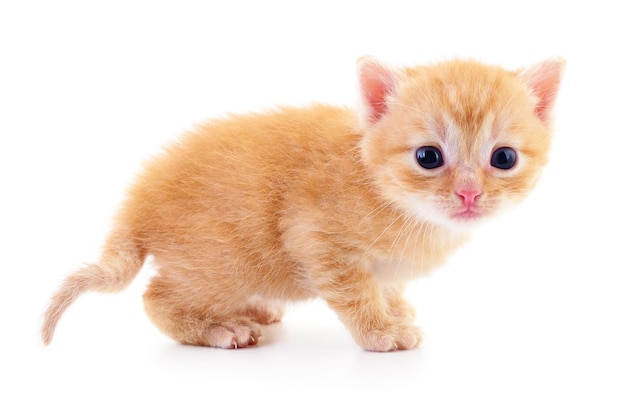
[42,57,564,352]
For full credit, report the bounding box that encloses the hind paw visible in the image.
[197,320,263,349]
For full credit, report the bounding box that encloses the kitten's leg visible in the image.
[382,284,417,323]
[316,268,423,352]
[238,296,284,325]
[143,275,262,348]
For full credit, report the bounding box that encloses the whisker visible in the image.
[388,217,411,275]
[392,216,420,280]
[411,218,427,276]
[359,199,395,226]
[387,215,411,264]
[427,222,435,260]
[361,210,405,258]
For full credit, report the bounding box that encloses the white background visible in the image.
[1,1,625,413]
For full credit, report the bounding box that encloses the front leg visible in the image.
[316,267,422,352]
[382,283,417,323]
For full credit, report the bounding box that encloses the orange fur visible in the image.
[42,57,564,351]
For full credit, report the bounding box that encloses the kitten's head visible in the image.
[358,57,564,232]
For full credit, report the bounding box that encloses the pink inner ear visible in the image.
[359,59,397,123]
[521,58,565,123]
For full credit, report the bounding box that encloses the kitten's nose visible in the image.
[455,188,482,207]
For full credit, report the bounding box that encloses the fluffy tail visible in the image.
[41,232,145,345]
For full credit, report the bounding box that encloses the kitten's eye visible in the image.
[490,147,517,170]
[416,146,444,169]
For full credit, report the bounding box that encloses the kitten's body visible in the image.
[42,58,563,351]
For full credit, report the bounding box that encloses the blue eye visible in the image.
[490,147,517,170]
[416,146,444,169]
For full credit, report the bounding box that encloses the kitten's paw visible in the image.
[360,324,423,352]
[202,320,262,349]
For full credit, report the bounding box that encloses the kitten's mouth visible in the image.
[451,208,483,220]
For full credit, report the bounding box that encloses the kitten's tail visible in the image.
[41,229,146,345]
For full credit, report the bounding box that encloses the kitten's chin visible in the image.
[406,203,484,234]
[442,215,485,233]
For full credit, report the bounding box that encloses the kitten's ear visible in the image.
[357,57,400,125]
[519,57,566,124]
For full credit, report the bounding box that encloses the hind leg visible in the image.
[143,275,263,348]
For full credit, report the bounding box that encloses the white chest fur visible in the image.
[366,256,420,282]
[363,228,468,283]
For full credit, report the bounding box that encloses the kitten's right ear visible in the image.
[519,57,566,124]
[357,57,399,125]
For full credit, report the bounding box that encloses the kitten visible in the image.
[41,57,564,352]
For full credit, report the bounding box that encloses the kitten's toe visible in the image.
[203,320,263,349]
[360,324,423,352]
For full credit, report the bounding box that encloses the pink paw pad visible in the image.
[207,322,262,349]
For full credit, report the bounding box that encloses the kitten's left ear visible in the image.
[519,57,566,124]
[357,56,401,126]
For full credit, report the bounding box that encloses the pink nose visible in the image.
[455,188,482,207]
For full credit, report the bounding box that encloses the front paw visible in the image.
[357,324,423,352]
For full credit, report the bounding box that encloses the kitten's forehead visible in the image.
[441,74,518,134]
[440,112,496,165]
[401,63,528,163]
[402,61,526,128]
